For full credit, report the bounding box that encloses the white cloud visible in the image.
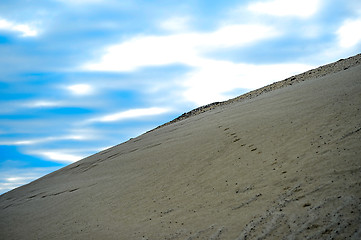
[0,135,89,146]
[204,24,276,49]
[3,140,39,145]
[55,0,105,5]
[82,21,321,106]
[82,17,324,106]
[160,17,191,32]
[67,84,93,95]
[30,151,84,164]
[0,19,38,37]
[247,0,320,18]
[5,176,35,184]
[337,18,361,48]
[0,167,59,194]
[20,98,103,110]
[182,59,313,105]
[82,23,278,71]
[88,107,170,123]
[24,100,65,108]
[83,34,199,71]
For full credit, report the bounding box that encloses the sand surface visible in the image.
[1,56,361,239]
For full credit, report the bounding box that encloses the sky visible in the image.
[1,0,361,195]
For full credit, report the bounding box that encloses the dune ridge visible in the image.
[0,54,361,239]
[159,53,361,128]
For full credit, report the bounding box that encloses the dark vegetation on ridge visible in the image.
[155,53,361,130]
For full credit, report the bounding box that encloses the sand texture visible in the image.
[1,55,361,239]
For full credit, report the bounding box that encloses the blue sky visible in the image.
[1,0,361,194]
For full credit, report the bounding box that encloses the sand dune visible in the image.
[1,54,361,239]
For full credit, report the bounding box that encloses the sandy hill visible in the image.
[1,54,361,240]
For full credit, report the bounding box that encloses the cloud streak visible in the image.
[24,100,65,108]
[88,107,171,123]
[160,17,191,32]
[82,23,282,105]
[67,84,94,95]
[182,60,313,105]
[29,151,84,163]
[83,24,278,72]
[247,0,321,18]
[0,135,89,146]
[0,18,38,37]
[337,18,361,48]
[0,167,59,194]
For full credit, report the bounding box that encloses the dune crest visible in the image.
[159,54,361,128]
[1,54,361,239]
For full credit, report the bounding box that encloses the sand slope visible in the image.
[1,56,361,239]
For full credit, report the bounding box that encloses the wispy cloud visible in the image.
[0,135,89,146]
[160,16,191,32]
[247,0,321,18]
[88,107,171,123]
[81,19,318,105]
[0,177,35,194]
[0,167,59,195]
[28,150,85,164]
[83,24,278,72]
[82,23,280,105]
[337,18,361,48]
[182,60,313,105]
[24,100,65,108]
[0,18,38,37]
[54,0,107,5]
[0,167,56,194]
[67,84,94,95]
